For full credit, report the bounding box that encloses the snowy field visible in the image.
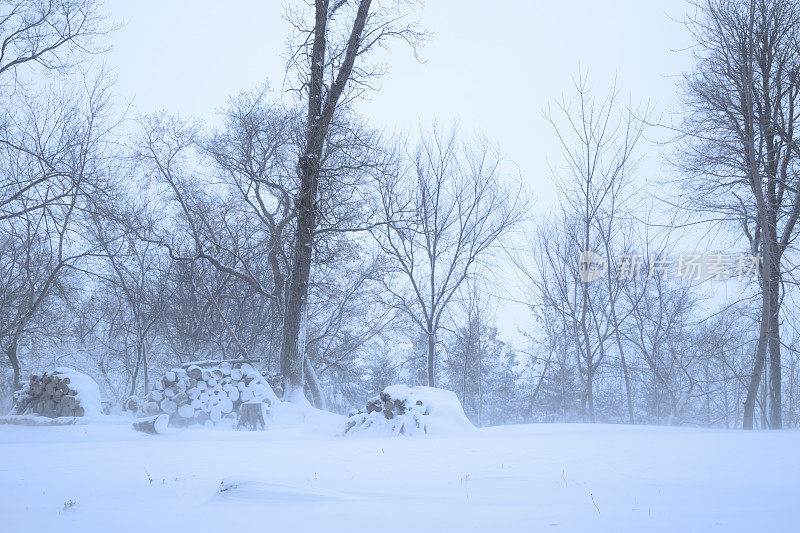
[1,421,798,532]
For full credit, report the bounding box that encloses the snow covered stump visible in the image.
[11,368,102,419]
[342,385,475,437]
[237,401,270,431]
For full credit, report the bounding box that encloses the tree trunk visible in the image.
[761,367,769,428]
[742,233,773,429]
[619,347,634,424]
[280,155,318,401]
[586,365,595,423]
[304,355,326,410]
[768,260,782,429]
[426,329,436,387]
[743,288,769,429]
[6,340,20,391]
[142,342,149,394]
[129,343,143,397]
[462,347,468,409]
[280,0,373,402]
[609,295,634,424]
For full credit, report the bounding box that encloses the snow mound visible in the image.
[52,367,103,418]
[343,385,475,437]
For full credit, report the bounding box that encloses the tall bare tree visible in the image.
[518,75,645,422]
[280,0,422,400]
[376,127,523,386]
[680,0,800,429]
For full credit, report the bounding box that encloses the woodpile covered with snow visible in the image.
[343,385,475,437]
[142,361,278,427]
[11,368,103,418]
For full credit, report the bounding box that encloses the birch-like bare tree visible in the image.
[518,75,645,422]
[376,127,523,387]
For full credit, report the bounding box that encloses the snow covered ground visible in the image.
[1,421,798,532]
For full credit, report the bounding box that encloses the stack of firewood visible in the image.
[143,361,276,427]
[11,369,99,418]
[343,390,429,436]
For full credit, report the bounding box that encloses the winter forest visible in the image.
[2,1,800,531]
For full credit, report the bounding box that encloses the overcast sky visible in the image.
[101,0,697,340]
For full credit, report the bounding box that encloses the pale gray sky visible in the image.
[101,0,696,340]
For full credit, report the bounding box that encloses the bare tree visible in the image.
[680,0,800,429]
[280,0,422,400]
[0,0,105,226]
[91,209,170,397]
[0,76,115,389]
[0,0,103,84]
[518,76,645,422]
[0,0,107,394]
[138,91,390,406]
[624,266,701,424]
[376,127,523,387]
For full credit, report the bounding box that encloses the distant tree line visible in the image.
[3,0,800,430]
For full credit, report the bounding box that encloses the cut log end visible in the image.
[132,414,169,435]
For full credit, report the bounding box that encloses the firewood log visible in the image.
[187,365,203,380]
[218,398,234,414]
[132,414,169,435]
[159,399,177,414]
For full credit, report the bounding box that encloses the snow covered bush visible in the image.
[342,385,475,436]
[11,368,103,418]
